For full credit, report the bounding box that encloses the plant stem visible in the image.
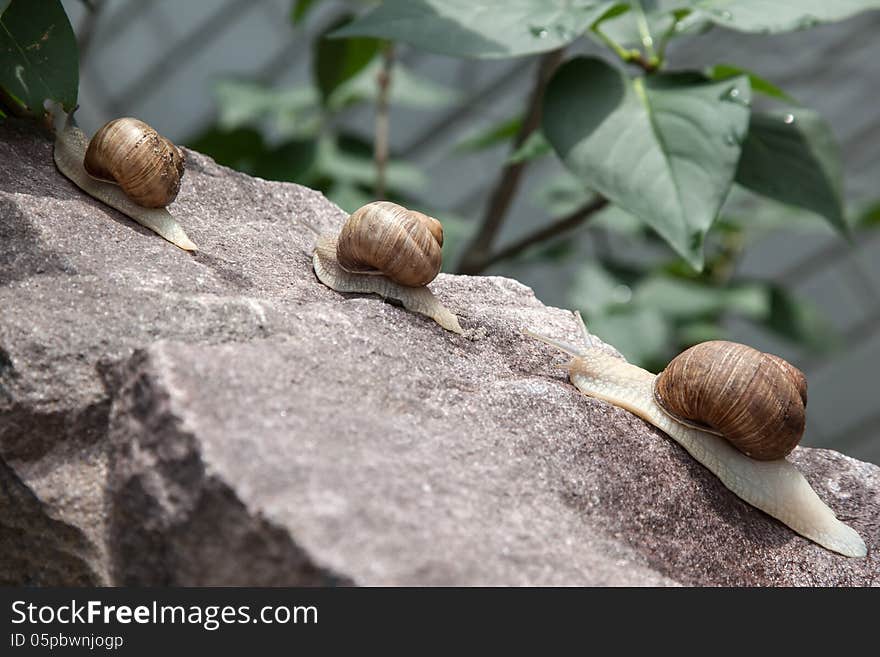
[593,25,658,73]
[374,43,395,199]
[455,48,566,274]
[631,0,657,61]
[473,196,609,273]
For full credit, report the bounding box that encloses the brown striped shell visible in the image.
[84,118,185,208]
[336,201,443,287]
[652,341,808,461]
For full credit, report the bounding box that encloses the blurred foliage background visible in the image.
[3,0,880,463]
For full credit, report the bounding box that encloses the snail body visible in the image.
[313,201,462,334]
[53,110,196,251]
[525,315,866,558]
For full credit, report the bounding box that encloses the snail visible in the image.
[53,110,197,251]
[525,312,866,558]
[313,201,463,334]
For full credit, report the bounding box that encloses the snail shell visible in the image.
[653,341,807,461]
[83,117,185,208]
[336,201,443,287]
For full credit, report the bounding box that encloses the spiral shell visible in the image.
[336,201,443,287]
[84,118,185,208]
[652,341,807,461]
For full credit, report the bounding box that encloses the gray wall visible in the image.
[62,0,880,464]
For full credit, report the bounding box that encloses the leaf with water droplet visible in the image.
[708,64,797,103]
[694,1,880,34]
[736,108,846,234]
[543,58,752,270]
[331,0,618,58]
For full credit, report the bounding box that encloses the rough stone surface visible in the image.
[1,119,878,586]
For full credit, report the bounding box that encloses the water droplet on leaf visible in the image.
[529,25,549,39]
[783,113,795,124]
[720,85,750,107]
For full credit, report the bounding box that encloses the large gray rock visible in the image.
[1,119,877,586]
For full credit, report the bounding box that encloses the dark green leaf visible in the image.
[456,116,522,152]
[707,63,796,103]
[736,109,846,234]
[762,285,837,352]
[290,0,319,25]
[315,17,382,104]
[855,200,880,228]
[506,130,551,164]
[253,139,319,183]
[326,183,375,215]
[543,56,751,269]
[0,2,10,16]
[332,0,619,59]
[0,0,78,116]
[185,126,267,174]
[690,0,880,33]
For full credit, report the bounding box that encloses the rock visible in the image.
[1,118,877,586]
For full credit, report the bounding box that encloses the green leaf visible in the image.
[213,79,319,136]
[855,200,880,229]
[327,60,459,111]
[543,56,751,269]
[314,18,382,104]
[326,183,375,215]
[595,0,679,48]
[185,126,267,174]
[506,130,552,164]
[290,0,319,25]
[0,0,78,116]
[677,320,726,345]
[533,172,594,217]
[707,64,796,103]
[332,0,619,59]
[735,109,846,234]
[588,307,672,366]
[317,135,426,192]
[689,0,880,33]
[761,285,837,352]
[252,139,319,183]
[632,275,769,320]
[0,2,10,16]
[569,261,633,315]
[456,115,522,152]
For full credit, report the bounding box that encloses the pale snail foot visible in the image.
[524,313,867,558]
[313,235,463,334]
[53,114,197,252]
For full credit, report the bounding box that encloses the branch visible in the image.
[374,44,395,199]
[455,48,566,274]
[474,196,609,273]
